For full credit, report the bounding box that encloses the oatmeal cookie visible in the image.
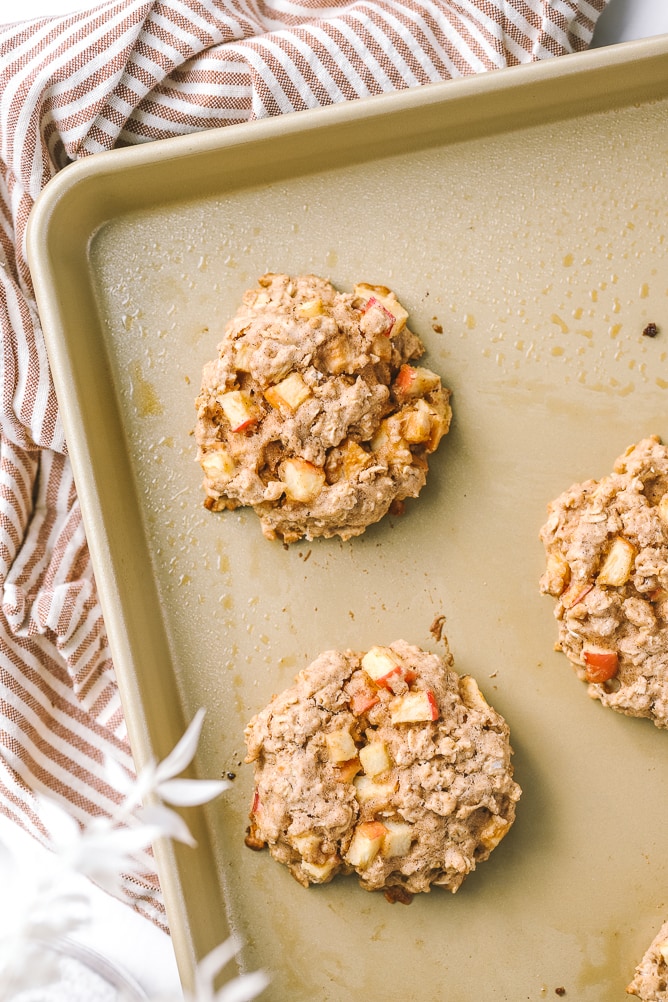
[627,920,668,1000]
[195,273,451,542]
[540,435,668,728]
[243,639,520,899]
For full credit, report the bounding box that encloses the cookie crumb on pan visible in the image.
[195,273,451,542]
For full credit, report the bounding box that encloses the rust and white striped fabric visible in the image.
[0,0,608,927]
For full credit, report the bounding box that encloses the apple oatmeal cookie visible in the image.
[540,435,668,728]
[627,919,668,1000]
[194,273,451,542]
[243,639,521,900]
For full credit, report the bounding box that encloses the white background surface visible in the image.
[0,0,666,997]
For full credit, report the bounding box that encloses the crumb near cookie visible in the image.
[243,638,520,898]
[194,274,451,543]
[539,435,668,728]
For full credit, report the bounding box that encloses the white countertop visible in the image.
[1,0,667,997]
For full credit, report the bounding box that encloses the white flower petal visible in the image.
[34,793,81,851]
[83,823,165,856]
[216,971,271,1002]
[102,754,136,798]
[156,778,230,807]
[129,758,159,803]
[135,804,197,847]
[195,935,242,994]
[69,824,164,881]
[86,867,129,897]
[155,708,207,783]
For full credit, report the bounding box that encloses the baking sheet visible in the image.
[28,36,668,1000]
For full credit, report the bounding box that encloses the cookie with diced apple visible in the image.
[540,435,668,728]
[243,638,521,900]
[195,273,451,542]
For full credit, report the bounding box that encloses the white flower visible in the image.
[152,936,270,1002]
[0,708,258,998]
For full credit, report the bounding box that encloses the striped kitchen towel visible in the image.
[0,0,609,929]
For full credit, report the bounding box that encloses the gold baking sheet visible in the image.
[27,36,668,1000]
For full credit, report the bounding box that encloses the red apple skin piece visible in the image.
[395,364,418,394]
[335,758,362,783]
[560,581,594,609]
[391,689,440,723]
[231,417,258,433]
[582,648,619,683]
[250,789,260,815]
[350,690,380,715]
[358,820,388,840]
[424,690,439,720]
[363,296,395,335]
[375,665,417,692]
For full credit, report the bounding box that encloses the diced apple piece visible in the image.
[371,334,393,362]
[425,408,450,453]
[369,417,412,466]
[301,859,338,881]
[381,820,414,858]
[353,774,396,806]
[354,283,409,337]
[359,740,392,778]
[342,440,372,479]
[325,728,358,763]
[390,689,440,724]
[361,646,415,693]
[401,399,433,444]
[354,282,391,301]
[349,689,380,716]
[199,447,235,486]
[264,371,311,412]
[361,646,402,681]
[334,758,362,783]
[370,420,390,452]
[320,336,349,375]
[393,364,441,399]
[478,816,511,851]
[458,675,489,711]
[658,494,668,525]
[290,831,321,855]
[401,399,448,453]
[280,458,326,503]
[560,580,593,610]
[345,820,388,869]
[597,536,635,587]
[218,390,260,432]
[234,340,255,372]
[582,647,619,684]
[359,297,396,337]
[297,297,324,319]
[543,550,571,597]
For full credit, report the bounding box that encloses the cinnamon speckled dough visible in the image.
[627,920,668,1000]
[243,639,521,899]
[540,435,668,728]
[195,273,451,543]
